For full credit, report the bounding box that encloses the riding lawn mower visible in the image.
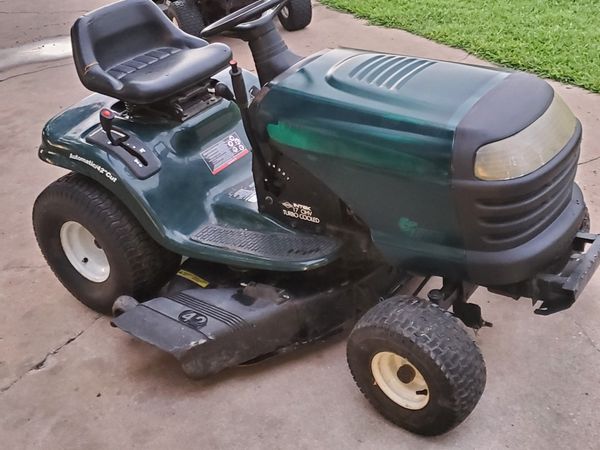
[33,0,600,436]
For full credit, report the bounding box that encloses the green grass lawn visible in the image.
[320,0,600,92]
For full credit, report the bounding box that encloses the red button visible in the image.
[101,109,112,118]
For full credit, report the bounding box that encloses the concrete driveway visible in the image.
[1,1,599,448]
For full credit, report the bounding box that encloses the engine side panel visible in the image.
[253,49,509,277]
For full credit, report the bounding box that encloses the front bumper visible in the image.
[465,184,586,286]
[489,230,600,315]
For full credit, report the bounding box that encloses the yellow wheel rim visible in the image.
[371,351,430,410]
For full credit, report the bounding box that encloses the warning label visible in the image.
[201,132,249,175]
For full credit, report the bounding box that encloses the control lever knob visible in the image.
[214,83,235,102]
[99,108,125,145]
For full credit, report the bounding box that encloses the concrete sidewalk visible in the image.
[1,2,599,449]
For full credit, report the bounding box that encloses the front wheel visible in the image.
[278,0,312,31]
[33,173,181,314]
[347,296,486,435]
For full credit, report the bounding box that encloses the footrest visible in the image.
[190,225,340,262]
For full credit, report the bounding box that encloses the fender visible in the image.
[37,69,316,270]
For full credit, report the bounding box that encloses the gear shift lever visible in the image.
[99,108,126,145]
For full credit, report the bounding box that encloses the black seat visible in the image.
[71,0,232,104]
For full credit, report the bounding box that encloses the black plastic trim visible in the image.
[86,126,161,179]
[488,231,600,315]
[453,121,582,258]
[465,183,585,286]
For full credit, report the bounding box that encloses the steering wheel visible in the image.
[200,0,286,37]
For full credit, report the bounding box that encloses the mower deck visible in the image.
[111,261,405,378]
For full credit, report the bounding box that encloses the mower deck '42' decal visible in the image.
[201,132,249,175]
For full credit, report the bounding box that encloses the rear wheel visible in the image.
[33,173,181,314]
[168,0,205,36]
[347,296,486,435]
[278,0,312,31]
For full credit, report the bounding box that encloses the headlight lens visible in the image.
[473,93,576,181]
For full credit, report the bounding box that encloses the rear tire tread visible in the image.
[33,173,180,312]
[278,0,312,31]
[169,0,205,37]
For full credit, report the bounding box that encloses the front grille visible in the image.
[461,143,579,251]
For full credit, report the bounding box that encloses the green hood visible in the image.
[262,49,508,178]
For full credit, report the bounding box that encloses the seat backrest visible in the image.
[71,0,208,93]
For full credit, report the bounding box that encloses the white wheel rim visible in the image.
[371,351,430,410]
[60,221,110,283]
[281,6,289,18]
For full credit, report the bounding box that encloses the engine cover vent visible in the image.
[327,53,436,92]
